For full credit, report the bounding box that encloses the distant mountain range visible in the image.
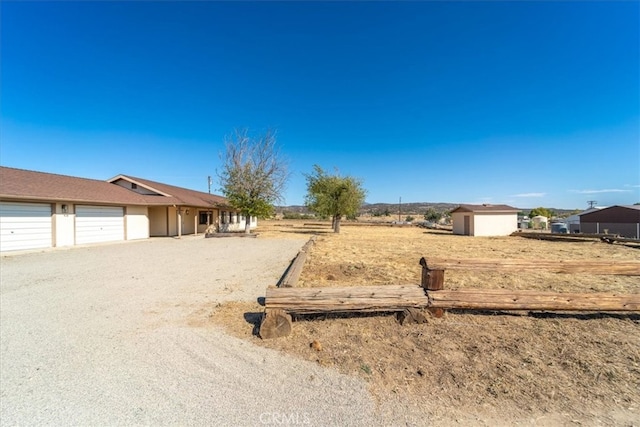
[276,202,579,217]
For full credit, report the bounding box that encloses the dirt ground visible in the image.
[212,220,640,425]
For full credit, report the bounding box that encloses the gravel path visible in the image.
[0,236,386,426]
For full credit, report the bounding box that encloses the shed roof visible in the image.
[0,166,229,208]
[450,204,519,214]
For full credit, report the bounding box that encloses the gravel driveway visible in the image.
[0,236,383,426]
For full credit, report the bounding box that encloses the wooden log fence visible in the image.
[277,236,316,288]
[512,231,640,245]
[421,257,640,275]
[265,284,429,314]
[259,256,640,338]
[428,289,640,312]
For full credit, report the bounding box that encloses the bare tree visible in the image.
[218,128,288,233]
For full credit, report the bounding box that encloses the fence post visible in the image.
[419,257,445,318]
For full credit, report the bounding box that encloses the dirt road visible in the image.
[0,236,382,426]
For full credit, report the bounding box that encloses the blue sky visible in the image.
[1,1,638,209]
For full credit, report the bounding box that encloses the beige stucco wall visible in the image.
[453,212,517,236]
[149,206,168,236]
[180,208,195,235]
[451,212,470,235]
[197,209,219,234]
[125,206,149,240]
[112,178,160,195]
[473,213,518,236]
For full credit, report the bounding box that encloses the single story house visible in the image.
[579,205,640,238]
[451,204,519,236]
[0,166,256,252]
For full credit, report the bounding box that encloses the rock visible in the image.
[397,308,428,326]
[310,340,323,351]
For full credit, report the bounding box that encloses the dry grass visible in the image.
[210,220,640,424]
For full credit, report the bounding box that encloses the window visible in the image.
[199,212,209,225]
[131,183,137,189]
[222,211,227,224]
[230,213,236,224]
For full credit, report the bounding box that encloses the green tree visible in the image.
[304,165,367,233]
[424,208,441,222]
[529,207,554,219]
[218,128,289,233]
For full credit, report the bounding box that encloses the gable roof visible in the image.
[450,204,519,214]
[0,166,229,208]
[578,205,640,215]
[0,166,150,205]
[108,175,228,208]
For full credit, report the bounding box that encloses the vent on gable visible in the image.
[131,183,137,190]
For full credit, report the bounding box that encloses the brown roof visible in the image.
[0,166,150,205]
[0,166,229,208]
[110,175,228,208]
[579,205,640,223]
[450,204,519,213]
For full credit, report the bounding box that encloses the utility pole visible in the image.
[398,196,402,222]
[208,176,212,194]
[587,200,597,209]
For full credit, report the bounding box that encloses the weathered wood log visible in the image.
[420,257,640,276]
[420,258,445,318]
[427,289,640,312]
[512,232,640,245]
[264,284,639,316]
[259,309,293,339]
[265,285,430,314]
[278,236,316,288]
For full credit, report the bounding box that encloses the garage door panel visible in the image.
[75,206,124,245]
[0,202,52,251]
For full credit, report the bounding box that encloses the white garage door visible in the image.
[0,202,53,252]
[75,206,124,245]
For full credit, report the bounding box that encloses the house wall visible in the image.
[53,202,75,247]
[125,206,149,240]
[451,212,471,235]
[112,178,161,195]
[149,206,168,236]
[473,213,517,236]
[197,209,219,233]
[181,208,196,235]
[168,206,178,236]
[218,211,258,232]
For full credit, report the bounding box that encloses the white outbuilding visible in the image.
[531,215,548,230]
[451,204,519,236]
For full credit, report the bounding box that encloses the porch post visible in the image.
[177,209,182,238]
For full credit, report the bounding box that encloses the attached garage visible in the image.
[0,202,53,251]
[75,205,125,245]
